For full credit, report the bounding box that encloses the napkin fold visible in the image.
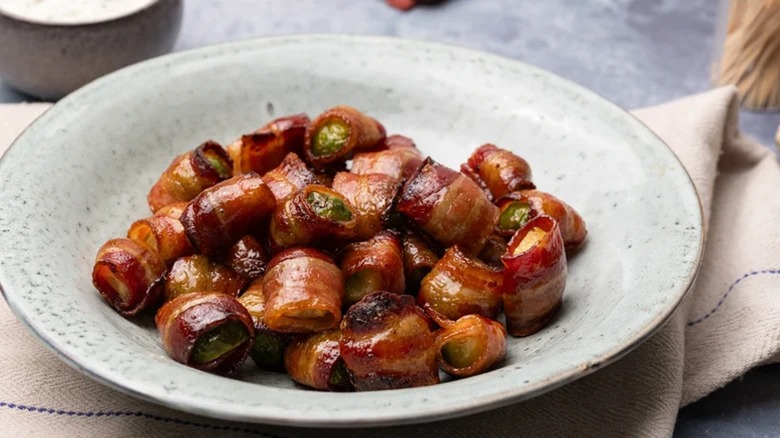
[1,87,778,438]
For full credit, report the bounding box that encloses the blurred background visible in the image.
[0,1,778,436]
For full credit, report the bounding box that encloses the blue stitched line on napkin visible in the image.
[687,269,780,327]
[0,401,285,437]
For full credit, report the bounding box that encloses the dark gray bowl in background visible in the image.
[0,0,182,99]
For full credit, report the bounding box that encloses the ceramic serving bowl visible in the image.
[0,0,182,99]
[0,35,703,427]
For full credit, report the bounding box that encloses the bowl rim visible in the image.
[0,0,170,27]
[0,34,704,427]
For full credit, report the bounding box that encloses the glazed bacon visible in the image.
[401,230,440,293]
[331,172,400,240]
[269,185,358,250]
[303,105,386,169]
[262,248,344,333]
[398,158,499,254]
[340,291,439,391]
[237,279,290,370]
[163,255,246,302]
[154,202,188,220]
[461,144,534,200]
[181,173,276,257]
[222,235,269,281]
[427,311,507,378]
[261,152,320,203]
[127,213,194,266]
[339,231,405,305]
[501,215,567,337]
[496,189,587,252]
[227,114,310,176]
[92,238,166,316]
[351,134,424,183]
[284,330,352,391]
[155,291,254,372]
[147,141,232,213]
[418,245,503,320]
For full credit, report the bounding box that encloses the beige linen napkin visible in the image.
[1,87,778,437]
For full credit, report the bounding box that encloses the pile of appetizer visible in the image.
[91,105,586,392]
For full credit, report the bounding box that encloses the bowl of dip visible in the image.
[0,0,183,99]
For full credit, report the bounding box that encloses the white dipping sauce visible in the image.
[0,0,156,24]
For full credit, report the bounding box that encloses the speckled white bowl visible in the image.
[0,35,703,427]
[0,0,182,99]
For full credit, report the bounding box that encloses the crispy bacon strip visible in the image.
[340,291,439,391]
[181,173,276,257]
[351,135,424,183]
[339,231,405,305]
[428,312,506,378]
[262,248,344,333]
[269,185,358,250]
[496,190,587,252]
[227,114,310,176]
[398,158,499,254]
[222,235,269,281]
[156,291,254,372]
[303,106,386,169]
[127,214,194,266]
[401,230,440,294]
[418,245,502,320]
[461,144,534,200]
[331,172,400,240]
[284,330,352,391]
[261,152,320,203]
[238,279,290,370]
[501,215,567,337]
[92,238,166,316]
[147,141,232,213]
[163,255,246,302]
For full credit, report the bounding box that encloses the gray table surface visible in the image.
[1,1,778,436]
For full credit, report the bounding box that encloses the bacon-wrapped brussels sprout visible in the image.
[418,245,502,320]
[427,311,506,378]
[496,190,587,252]
[222,235,269,281]
[237,279,290,371]
[284,330,352,391]
[339,231,405,305]
[340,291,439,391]
[92,238,166,316]
[303,106,386,169]
[261,152,320,203]
[262,248,344,333]
[127,214,194,266]
[147,141,232,213]
[181,173,276,257]
[163,255,246,302]
[156,291,254,372]
[351,134,424,183]
[331,172,400,240]
[401,230,440,294]
[397,158,498,254]
[461,143,534,200]
[227,114,310,176]
[501,215,567,337]
[269,185,357,250]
